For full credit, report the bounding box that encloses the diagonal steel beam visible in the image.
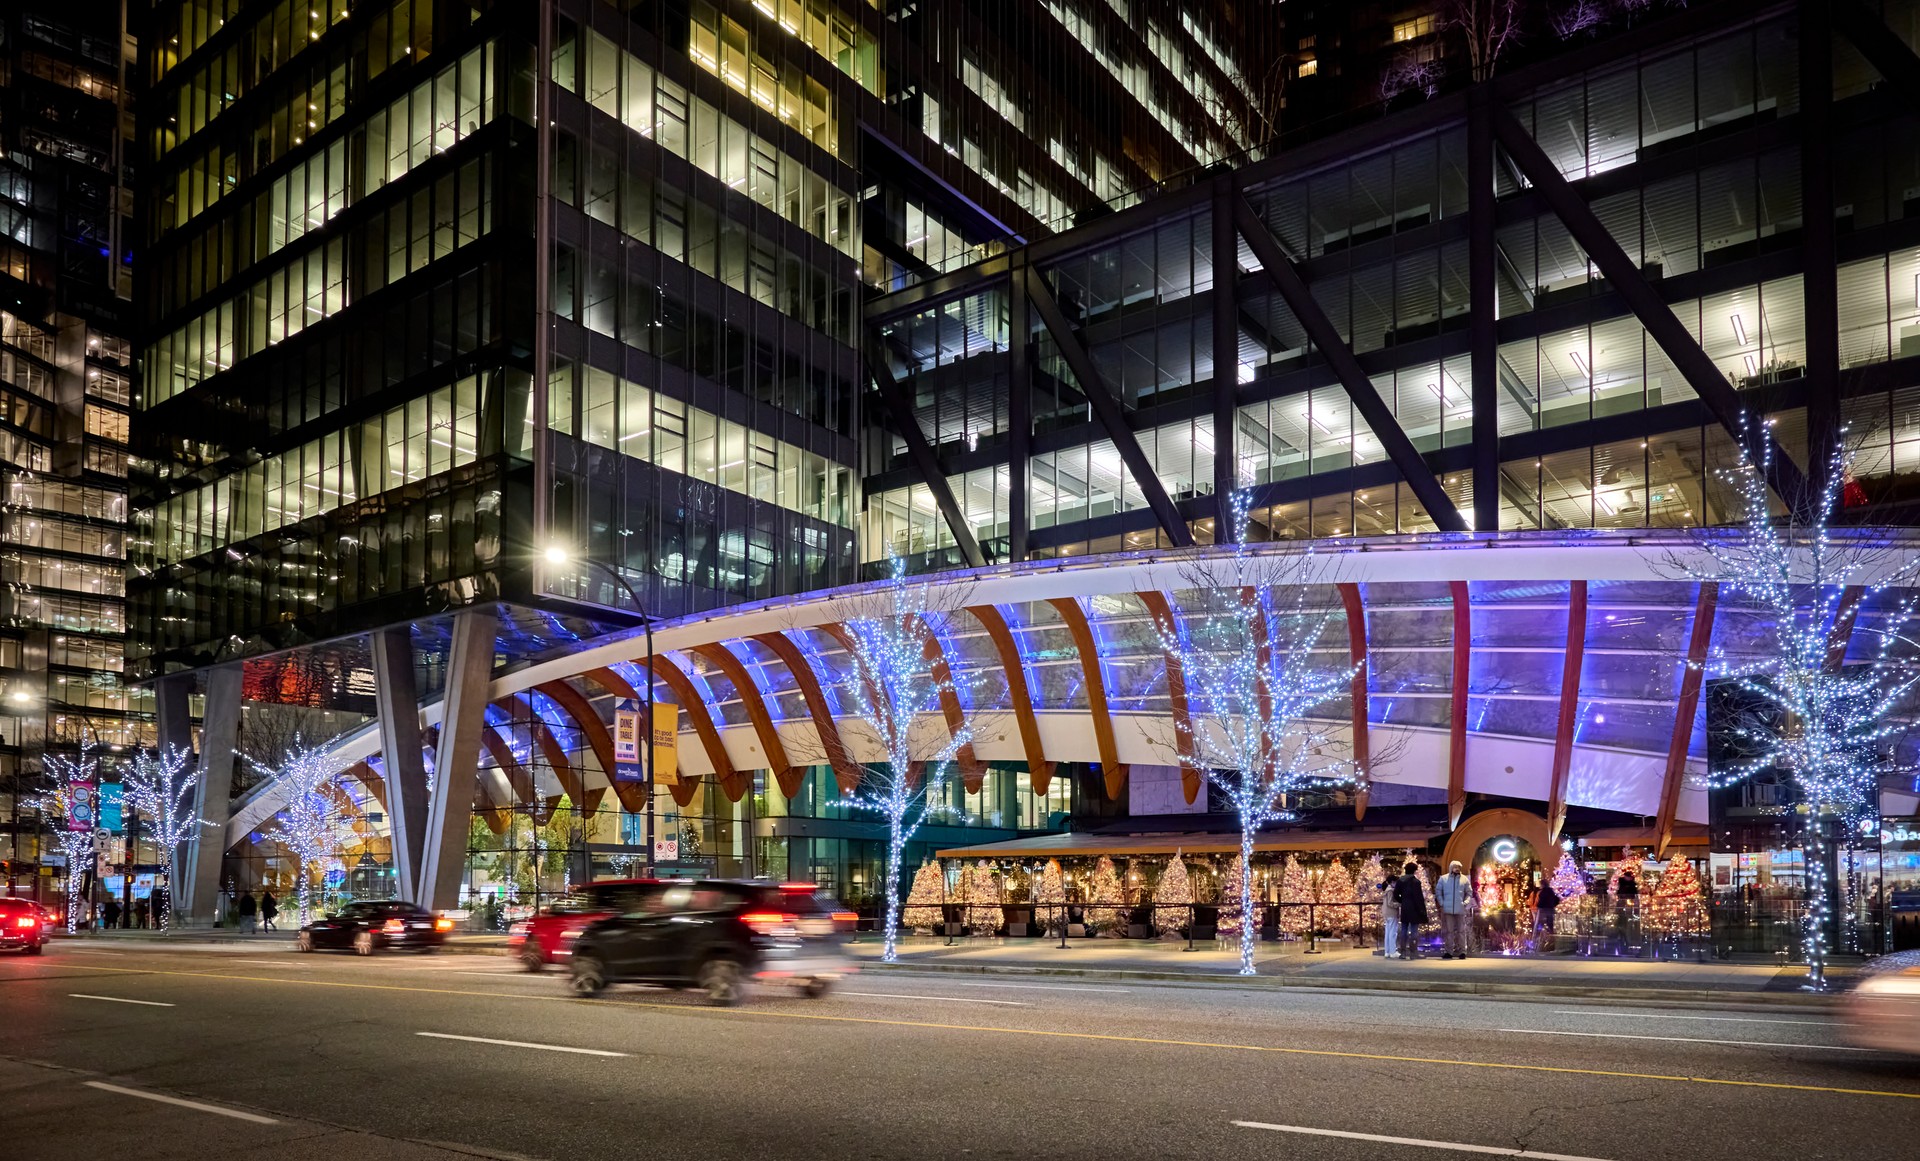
[1489,106,1808,515]
[1833,0,1920,107]
[865,334,987,567]
[1231,195,1469,533]
[1026,269,1197,548]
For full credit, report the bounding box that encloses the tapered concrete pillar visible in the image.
[371,627,431,903]
[178,665,242,925]
[418,608,497,909]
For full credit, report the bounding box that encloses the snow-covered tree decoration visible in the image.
[1084,856,1128,936]
[901,861,946,934]
[1660,424,1920,985]
[1152,851,1194,939]
[1356,853,1388,930]
[1319,856,1357,935]
[966,862,1003,935]
[1277,854,1313,936]
[257,739,341,929]
[831,552,976,962]
[1151,491,1362,973]
[1644,854,1710,939]
[1217,853,1264,939]
[123,745,205,930]
[1033,859,1068,937]
[39,744,105,933]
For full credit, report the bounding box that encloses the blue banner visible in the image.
[98,782,124,835]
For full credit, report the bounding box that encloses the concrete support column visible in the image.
[418,608,498,909]
[371,627,431,904]
[178,665,242,926]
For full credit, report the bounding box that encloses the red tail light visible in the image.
[830,912,857,924]
[13,916,34,929]
[434,917,454,931]
[740,911,797,935]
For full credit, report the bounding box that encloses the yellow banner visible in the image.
[651,701,680,785]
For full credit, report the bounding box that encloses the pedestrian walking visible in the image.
[1615,868,1638,914]
[1434,860,1474,959]
[150,887,167,928]
[1534,878,1560,953]
[1394,863,1428,959]
[103,899,121,930]
[238,890,258,934]
[133,897,149,929]
[260,891,278,932]
[1378,878,1401,959]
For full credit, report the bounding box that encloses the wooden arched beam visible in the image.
[1136,591,1201,805]
[494,695,590,815]
[343,760,389,814]
[1546,580,1589,842]
[1825,584,1865,672]
[1657,582,1719,856]
[1447,581,1471,830]
[752,631,863,795]
[1338,583,1371,821]
[690,643,796,798]
[534,679,642,814]
[633,654,745,804]
[1047,596,1129,799]
[906,615,987,794]
[965,604,1054,794]
[815,623,893,740]
[1440,805,1553,871]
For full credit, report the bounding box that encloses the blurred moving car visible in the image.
[1845,955,1920,1054]
[568,881,856,1005]
[508,879,658,972]
[0,897,48,955]
[296,900,453,955]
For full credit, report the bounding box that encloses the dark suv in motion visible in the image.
[568,881,855,1005]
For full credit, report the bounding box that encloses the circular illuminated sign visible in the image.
[1490,838,1519,864]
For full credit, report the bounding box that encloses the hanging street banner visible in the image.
[612,699,643,782]
[66,780,95,832]
[652,702,679,785]
[97,782,124,834]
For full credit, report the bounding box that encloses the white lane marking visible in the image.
[1234,1122,1613,1160]
[84,1081,278,1125]
[227,959,310,968]
[1502,1028,1872,1052]
[840,991,1027,1006]
[69,994,174,1008]
[939,981,1131,993]
[1549,1010,1841,1027]
[416,1031,627,1057]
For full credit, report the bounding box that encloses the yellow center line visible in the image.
[48,962,1920,1103]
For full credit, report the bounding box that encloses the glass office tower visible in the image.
[0,0,143,898]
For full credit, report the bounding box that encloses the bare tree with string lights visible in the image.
[253,739,343,931]
[1151,492,1366,975]
[1659,420,1920,987]
[820,553,976,963]
[39,744,105,933]
[122,745,205,931]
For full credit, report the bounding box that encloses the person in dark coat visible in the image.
[103,899,121,930]
[1394,863,1429,959]
[1615,869,1638,919]
[1534,879,1560,952]
[132,897,149,929]
[238,891,258,934]
[260,891,279,932]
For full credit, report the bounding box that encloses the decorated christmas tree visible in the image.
[1604,846,1643,900]
[1403,849,1441,932]
[1217,853,1264,939]
[1549,850,1588,903]
[1084,855,1128,936]
[1355,853,1387,929]
[901,861,947,934]
[1475,862,1500,917]
[1277,853,1313,936]
[1319,856,1357,935]
[1644,853,1710,938]
[1151,851,1194,939]
[1033,859,1068,937]
[967,861,1004,935]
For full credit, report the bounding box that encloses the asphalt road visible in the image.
[2,940,1914,1161]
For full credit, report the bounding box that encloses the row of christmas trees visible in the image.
[899,847,1709,940]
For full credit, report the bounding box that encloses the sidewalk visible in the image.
[842,934,1855,1007]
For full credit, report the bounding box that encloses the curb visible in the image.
[858,960,1847,1009]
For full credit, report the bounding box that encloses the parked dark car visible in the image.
[296,900,451,955]
[508,879,659,972]
[568,880,856,1005]
[0,897,48,955]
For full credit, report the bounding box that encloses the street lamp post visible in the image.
[544,547,656,874]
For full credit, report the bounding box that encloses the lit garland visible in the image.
[1153,490,1359,974]
[1669,422,1920,986]
[254,740,342,929]
[833,551,974,962]
[39,743,105,933]
[122,745,204,931]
